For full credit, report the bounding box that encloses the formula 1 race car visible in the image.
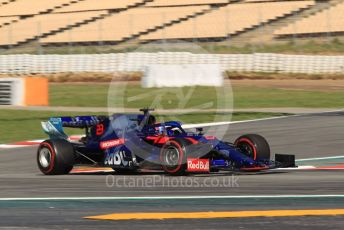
[37,108,295,175]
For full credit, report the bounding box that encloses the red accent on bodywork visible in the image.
[184,137,199,144]
[69,136,82,141]
[99,138,125,149]
[240,166,269,171]
[205,136,216,140]
[146,136,198,145]
[146,136,171,144]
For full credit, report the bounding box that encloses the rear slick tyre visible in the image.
[160,138,190,176]
[37,139,75,175]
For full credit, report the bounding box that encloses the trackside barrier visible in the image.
[142,64,223,88]
[0,80,12,105]
[0,77,48,106]
[0,53,343,74]
[0,78,23,105]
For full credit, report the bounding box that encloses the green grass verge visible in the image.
[224,71,344,80]
[233,85,344,108]
[202,39,344,54]
[50,84,109,107]
[3,39,344,55]
[0,110,100,144]
[51,84,231,109]
[50,83,344,108]
[0,110,288,144]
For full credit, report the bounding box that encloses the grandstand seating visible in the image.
[244,0,311,2]
[0,11,108,46]
[54,0,145,13]
[0,0,76,16]
[0,0,14,5]
[41,6,210,44]
[0,16,17,27]
[0,0,341,47]
[140,1,315,41]
[145,0,229,7]
[0,0,9,5]
[274,2,344,37]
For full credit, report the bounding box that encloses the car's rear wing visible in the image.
[41,116,102,139]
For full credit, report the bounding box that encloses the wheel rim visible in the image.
[238,142,255,159]
[39,147,52,168]
[164,146,180,166]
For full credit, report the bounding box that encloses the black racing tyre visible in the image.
[234,134,270,161]
[37,139,75,175]
[160,138,190,176]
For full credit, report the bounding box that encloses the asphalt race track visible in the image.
[1,111,344,229]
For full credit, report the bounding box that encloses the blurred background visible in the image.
[1,0,344,80]
[1,0,344,144]
[0,0,343,55]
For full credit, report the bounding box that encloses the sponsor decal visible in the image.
[100,138,125,149]
[61,116,100,127]
[146,136,171,144]
[187,158,210,172]
[104,150,129,166]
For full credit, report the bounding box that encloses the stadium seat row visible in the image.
[0,0,342,46]
[275,1,344,37]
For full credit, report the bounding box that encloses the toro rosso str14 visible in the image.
[37,109,295,175]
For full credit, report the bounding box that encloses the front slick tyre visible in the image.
[37,139,75,175]
[160,138,189,176]
[235,134,270,161]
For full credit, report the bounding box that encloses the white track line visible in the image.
[296,156,344,162]
[270,166,316,171]
[1,194,344,201]
[182,115,295,129]
[183,108,344,129]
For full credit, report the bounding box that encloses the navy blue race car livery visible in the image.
[37,109,295,175]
